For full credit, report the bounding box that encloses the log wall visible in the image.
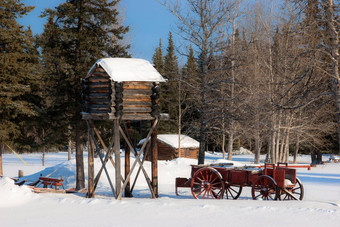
[178,148,199,159]
[144,141,198,161]
[82,66,160,120]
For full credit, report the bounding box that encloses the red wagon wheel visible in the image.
[280,177,304,200]
[191,167,225,199]
[225,183,242,200]
[252,175,279,200]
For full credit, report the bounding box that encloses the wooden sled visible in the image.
[25,176,87,194]
[32,187,88,194]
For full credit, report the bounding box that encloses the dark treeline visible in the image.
[0,0,339,179]
[0,0,129,185]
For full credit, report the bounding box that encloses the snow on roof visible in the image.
[139,134,199,149]
[87,58,166,82]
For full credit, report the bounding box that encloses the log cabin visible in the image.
[140,134,199,161]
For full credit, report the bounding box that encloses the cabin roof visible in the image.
[87,58,166,82]
[139,134,199,149]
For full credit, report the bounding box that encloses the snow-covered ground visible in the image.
[1,151,340,226]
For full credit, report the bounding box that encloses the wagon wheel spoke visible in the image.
[208,173,213,182]
[191,167,224,199]
[202,190,208,199]
[225,184,243,200]
[255,193,262,199]
[282,193,288,200]
[196,176,204,182]
[210,191,216,199]
[229,187,238,194]
[226,189,233,199]
[252,175,278,200]
[212,190,222,199]
[198,172,206,181]
[195,189,205,197]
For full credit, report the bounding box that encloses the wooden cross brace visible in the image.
[117,118,159,200]
[86,118,159,200]
[87,120,116,197]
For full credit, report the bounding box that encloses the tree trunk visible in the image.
[222,132,226,159]
[198,119,206,164]
[293,133,300,164]
[75,128,85,190]
[311,148,317,164]
[88,130,95,198]
[275,129,280,164]
[254,112,261,164]
[316,151,322,164]
[0,144,3,176]
[334,83,340,155]
[227,131,233,160]
[324,0,340,154]
[198,52,208,165]
[279,130,286,162]
[266,138,271,163]
[42,147,45,166]
[42,129,45,166]
[254,132,261,164]
[68,137,72,161]
[283,128,290,163]
[270,121,276,164]
[228,15,237,162]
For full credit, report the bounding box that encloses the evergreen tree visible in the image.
[152,39,164,74]
[182,45,198,77]
[181,45,199,133]
[0,0,40,174]
[39,0,129,189]
[160,32,179,133]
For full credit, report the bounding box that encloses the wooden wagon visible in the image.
[176,163,305,200]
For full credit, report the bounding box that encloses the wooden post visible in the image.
[88,128,95,198]
[151,120,158,198]
[114,119,121,199]
[18,170,24,178]
[124,121,132,197]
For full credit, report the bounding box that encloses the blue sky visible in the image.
[18,0,177,62]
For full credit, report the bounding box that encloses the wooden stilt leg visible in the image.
[87,121,115,197]
[114,119,121,199]
[151,120,158,198]
[124,121,132,197]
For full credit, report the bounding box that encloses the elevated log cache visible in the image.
[82,66,160,121]
[82,58,166,200]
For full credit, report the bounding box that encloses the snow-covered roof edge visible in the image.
[139,134,199,149]
[87,58,166,82]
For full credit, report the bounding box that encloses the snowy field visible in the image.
[1,151,340,227]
